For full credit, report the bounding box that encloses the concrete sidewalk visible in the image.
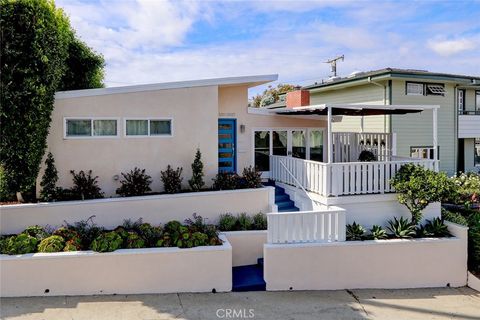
[1,287,479,320]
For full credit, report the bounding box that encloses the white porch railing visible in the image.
[332,132,393,162]
[267,207,346,244]
[270,155,438,197]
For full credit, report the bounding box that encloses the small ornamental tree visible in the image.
[391,164,455,225]
[70,170,103,200]
[188,149,205,191]
[40,152,58,201]
[160,165,183,194]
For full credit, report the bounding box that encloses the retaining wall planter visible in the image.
[0,236,232,297]
[264,222,468,291]
[223,230,267,267]
[0,187,275,234]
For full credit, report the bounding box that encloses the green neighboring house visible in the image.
[300,68,480,175]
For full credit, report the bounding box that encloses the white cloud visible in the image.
[427,38,477,57]
[55,0,480,93]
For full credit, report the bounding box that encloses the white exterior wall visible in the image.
[264,222,468,291]
[0,236,232,297]
[223,231,267,267]
[463,138,479,172]
[0,188,274,235]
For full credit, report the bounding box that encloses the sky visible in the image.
[56,0,480,97]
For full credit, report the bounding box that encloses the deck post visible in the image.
[432,107,438,171]
[327,105,333,164]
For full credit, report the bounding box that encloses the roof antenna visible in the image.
[325,55,344,77]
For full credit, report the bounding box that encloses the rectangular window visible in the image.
[475,138,480,167]
[125,119,172,137]
[309,130,324,162]
[406,82,424,96]
[254,131,270,171]
[458,89,465,113]
[65,118,118,138]
[426,84,445,96]
[410,146,439,160]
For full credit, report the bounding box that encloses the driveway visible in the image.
[1,287,479,320]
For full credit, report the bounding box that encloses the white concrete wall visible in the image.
[264,222,468,291]
[0,235,232,297]
[0,188,274,234]
[223,231,267,267]
[311,193,441,228]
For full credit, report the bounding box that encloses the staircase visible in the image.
[232,258,266,292]
[265,180,299,212]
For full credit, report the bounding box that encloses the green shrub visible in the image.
[242,166,262,188]
[391,164,455,225]
[0,236,10,254]
[184,213,211,234]
[191,232,208,247]
[441,208,468,226]
[160,165,183,193]
[346,222,365,241]
[70,170,104,200]
[387,217,416,239]
[22,225,49,241]
[212,172,239,190]
[358,150,376,162]
[116,167,152,197]
[252,212,268,230]
[91,231,123,252]
[444,172,480,207]
[38,235,65,253]
[63,237,82,251]
[5,234,38,254]
[468,212,480,272]
[188,149,205,191]
[53,227,80,241]
[369,225,388,240]
[0,165,14,201]
[236,213,253,230]
[39,152,59,202]
[204,225,222,246]
[218,213,237,231]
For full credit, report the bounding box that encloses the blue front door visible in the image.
[218,119,236,173]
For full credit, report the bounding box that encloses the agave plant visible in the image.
[370,225,388,240]
[387,217,416,239]
[424,217,451,237]
[346,222,366,241]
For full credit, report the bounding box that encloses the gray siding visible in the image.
[310,83,389,133]
[390,79,456,175]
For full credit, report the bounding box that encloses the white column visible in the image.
[327,106,333,164]
[432,107,438,171]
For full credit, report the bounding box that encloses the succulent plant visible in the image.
[424,217,451,237]
[346,222,366,241]
[5,234,39,254]
[91,231,123,252]
[370,225,388,240]
[138,223,162,247]
[38,235,65,253]
[22,225,49,241]
[63,237,82,251]
[125,231,145,249]
[53,227,80,245]
[387,217,416,239]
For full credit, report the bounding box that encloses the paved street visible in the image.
[1,287,479,320]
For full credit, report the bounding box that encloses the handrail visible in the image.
[278,159,314,202]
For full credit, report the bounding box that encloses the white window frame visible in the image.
[124,118,173,138]
[64,117,120,139]
[406,82,424,96]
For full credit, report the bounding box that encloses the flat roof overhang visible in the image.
[273,104,439,116]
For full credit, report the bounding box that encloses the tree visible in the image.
[251,84,298,107]
[39,152,58,201]
[189,149,205,191]
[59,37,105,91]
[0,0,105,201]
[391,164,455,225]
